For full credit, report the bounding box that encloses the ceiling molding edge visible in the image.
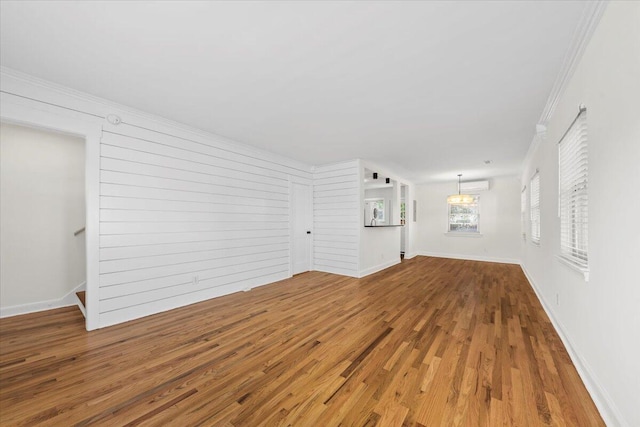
[537,0,608,125]
[521,0,608,179]
[520,124,548,179]
[0,66,313,173]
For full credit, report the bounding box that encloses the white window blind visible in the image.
[559,110,588,268]
[521,186,527,240]
[530,172,540,244]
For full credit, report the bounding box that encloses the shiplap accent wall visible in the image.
[98,123,312,326]
[313,161,360,277]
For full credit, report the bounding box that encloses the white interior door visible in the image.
[291,183,312,275]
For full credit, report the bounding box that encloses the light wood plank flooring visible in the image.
[0,257,604,426]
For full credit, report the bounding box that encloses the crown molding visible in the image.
[0,66,313,174]
[523,1,607,175]
[537,1,608,125]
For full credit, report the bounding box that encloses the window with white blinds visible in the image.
[558,110,588,268]
[521,186,527,240]
[530,172,540,244]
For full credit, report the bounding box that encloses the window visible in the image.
[521,186,527,240]
[448,196,479,233]
[559,109,588,268]
[530,172,540,243]
[365,198,385,225]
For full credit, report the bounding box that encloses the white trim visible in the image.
[444,232,483,238]
[556,255,590,282]
[314,265,359,278]
[0,282,86,318]
[537,1,608,125]
[75,294,87,318]
[404,251,418,260]
[358,258,401,278]
[417,252,520,265]
[520,263,628,427]
[288,178,294,278]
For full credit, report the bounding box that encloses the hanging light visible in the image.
[447,174,475,204]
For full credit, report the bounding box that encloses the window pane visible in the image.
[447,196,479,232]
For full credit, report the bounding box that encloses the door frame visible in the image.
[0,97,102,330]
[289,180,313,276]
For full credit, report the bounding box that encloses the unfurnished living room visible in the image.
[0,1,638,426]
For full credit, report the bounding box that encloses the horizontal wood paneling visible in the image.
[100,196,289,215]
[99,236,289,260]
[101,144,289,188]
[100,183,288,206]
[100,243,289,273]
[104,126,310,179]
[313,161,360,277]
[100,209,287,223]
[100,259,289,310]
[99,269,288,327]
[99,263,289,301]
[100,229,288,247]
[98,127,311,326]
[100,252,288,287]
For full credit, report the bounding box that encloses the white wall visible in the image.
[520,3,640,426]
[414,175,521,263]
[2,69,416,326]
[1,69,313,328]
[97,127,312,327]
[360,225,401,276]
[313,161,360,277]
[0,123,85,309]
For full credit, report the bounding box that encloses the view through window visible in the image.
[448,196,479,233]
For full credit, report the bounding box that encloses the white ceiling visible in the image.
[0,1,589,183]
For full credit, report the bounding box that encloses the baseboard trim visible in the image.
[520,264,628,427]
[404,251,418,260]
[313,266,359,278]
[417,251,520,265]
[0,281,86,318]
[358,259,401,278]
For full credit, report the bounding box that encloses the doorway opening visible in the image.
[400,184,408,260]
[0,122,87,320]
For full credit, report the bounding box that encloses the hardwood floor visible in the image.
[0,257,604,426]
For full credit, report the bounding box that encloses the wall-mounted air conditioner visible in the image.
[460,180,489,192]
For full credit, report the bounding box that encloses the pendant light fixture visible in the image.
[447,174,475,204]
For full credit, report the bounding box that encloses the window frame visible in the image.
[530,171,540,244]
[558,109,589,272]
[446,195,480,235]
[521,185,527,240]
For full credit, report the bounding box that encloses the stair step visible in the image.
[76,291,86,307]
[75,291,87,318]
